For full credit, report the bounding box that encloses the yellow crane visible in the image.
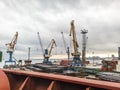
[69,20,83,66]
[5,32,18,65]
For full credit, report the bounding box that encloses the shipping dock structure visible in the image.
[1,20,120,90]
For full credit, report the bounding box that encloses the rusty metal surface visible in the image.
[0,70,10,90]
[1,69,120,90]
[6,73,28,90]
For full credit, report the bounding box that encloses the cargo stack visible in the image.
[101,60,118,72]
[116,61,120,72]
[60,60,72,66]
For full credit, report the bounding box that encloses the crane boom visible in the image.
[70,20,79,56]
[49,39,57,56]
[61,32,67,52]
[37,32,44,56]
[6,32,18,52]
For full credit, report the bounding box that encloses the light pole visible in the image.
[92,52,94,65]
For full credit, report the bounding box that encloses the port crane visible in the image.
[43,39,57,64]
[37,32,57,64]
[69,20,83,66]
[5,32,18,65]
[61,32,70,60]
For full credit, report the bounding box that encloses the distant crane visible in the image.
[5,32,18,65]
[43,39,57,64]
[37,32,57,64]
[37,32,44,56]
[61,32,70,60]
[69,20,83,66]
[61,32,67,51]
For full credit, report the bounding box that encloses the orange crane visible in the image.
[5,32,18,65]
[69,20,83,66]
[43,39,57,64]
[48,39,57,57]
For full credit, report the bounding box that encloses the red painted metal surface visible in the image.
[0,70,10,90]
[1,69,120,90]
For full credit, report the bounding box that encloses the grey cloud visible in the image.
[0,0,120,59]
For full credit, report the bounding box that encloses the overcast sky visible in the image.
[0,0,120,60]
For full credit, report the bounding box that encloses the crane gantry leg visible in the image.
[72,55,83,66]
[5,51,16,65]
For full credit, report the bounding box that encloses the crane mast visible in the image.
[69,20,83,66]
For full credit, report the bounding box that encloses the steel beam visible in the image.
[1,69,120,90]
